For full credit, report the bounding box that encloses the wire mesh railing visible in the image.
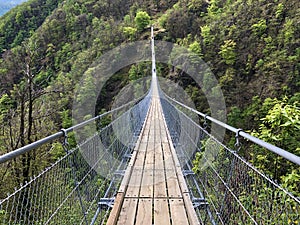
[0,94,151,225]
[160,93,300,225]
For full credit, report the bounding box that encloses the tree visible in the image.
[134,11,150,32]
[219,39,236,65]
[200,25,215,46]
[251,19,267,37]
[189,40,203,57]
[0,39,55,187]
[207,0,222,16]
[251,97,300,194]
[123,26,137,41]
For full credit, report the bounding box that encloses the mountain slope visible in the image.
[0,0,63,53]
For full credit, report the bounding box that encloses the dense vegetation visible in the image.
[0,0,299,197]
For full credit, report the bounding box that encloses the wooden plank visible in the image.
[140,169,154,197]
[155,120,161,130]
[155,127,162,143]
[154,199,171,225]
[134,151,146,167]
[119,150,137,192]
[106,193,124,225]
[169,199,189,225]
[168,144,181,168]
[118,108,149,191]
[144,147,154,167]
[154,169,167,197]
[147,134,155,143]
[140,133,149,143]
[117,198,138,225]
[140,147,154,197]
[135,199,152,225]
[160,129,168,143]
[154,110,159,119]
[166,169,182,198]
[143,119,151,130]
[154,126,167,197]
[154,154,164,169]
[154,143,164,169]
[183,193,200,225]
[161,142,182,198]
[126,169,143,197]
[138,142,148,152]
[176,169,190,193]
[161,142,174,168]
[162,124,189,193]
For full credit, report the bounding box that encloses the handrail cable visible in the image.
[163,94,300,166]
[0,94,148,164]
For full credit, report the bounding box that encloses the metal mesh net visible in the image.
[161,96,300,225]
[0,95,151,225]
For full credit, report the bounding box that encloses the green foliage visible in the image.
[254,97,300,150]
[275,3,284,19]
[123,26,137,40]
[255,58,264,68]
[219,39,236,65]
[50,142,65,160]
[188,0,208,12]
[281,19,294,44]
[220,67,235,86]
[0,94,12,114]
[75,68,97,105]
[192,151,203,174]
[61,109,72,128]
[188,40,202,57]
[251,19,267,37]
[0,0,63,53]
[200,25,214,45]
[251,97,300,194]
[281,168,300,193]
[128,64,139,81]
[207,0,222,17]
[128,62,151,81]
[123,14,131,25]
[134,11,150,32]
[158,11,169,28]
[262,36,276,55]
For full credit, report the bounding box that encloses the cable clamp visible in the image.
[203,114,208,129]
[234,129,243,152]
[61,129,69,152]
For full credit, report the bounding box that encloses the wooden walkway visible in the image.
[107,95,199,224]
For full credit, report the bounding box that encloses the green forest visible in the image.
[0,0,299,199]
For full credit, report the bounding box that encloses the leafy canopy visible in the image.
[134,11,150,32]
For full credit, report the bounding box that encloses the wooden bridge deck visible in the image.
[107,96,199,225]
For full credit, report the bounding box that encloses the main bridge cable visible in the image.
[0,94,148,164]
[163,95,300,166]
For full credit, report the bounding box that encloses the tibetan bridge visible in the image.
[0,27,300,225]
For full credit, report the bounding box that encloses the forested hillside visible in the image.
[0,0,299,196]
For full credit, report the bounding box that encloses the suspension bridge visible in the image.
[0,27,299,225]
